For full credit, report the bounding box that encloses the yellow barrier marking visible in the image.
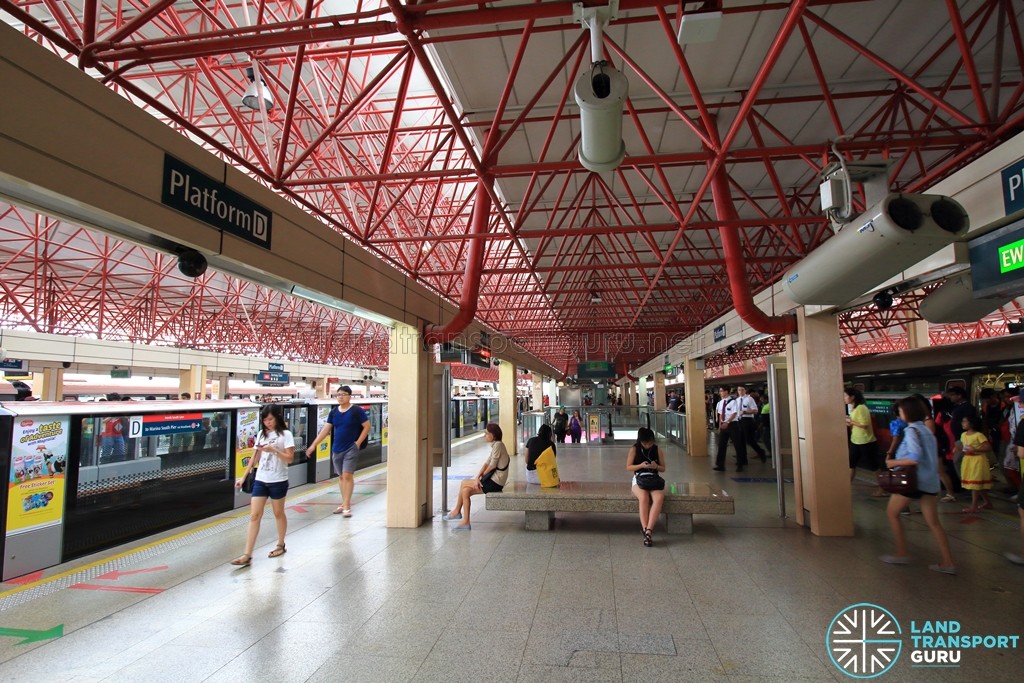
[0,474,369,601]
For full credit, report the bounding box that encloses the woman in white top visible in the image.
[442,423,509,531]
[231,404,295,566]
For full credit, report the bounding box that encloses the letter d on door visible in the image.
[129,416,144,439]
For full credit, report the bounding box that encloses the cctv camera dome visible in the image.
[872,290,894,310]
[177,249,208,278]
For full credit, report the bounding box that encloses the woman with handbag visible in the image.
[880,397,956,575]
[627,427,666,548]
[442,423,509,531]
[230,404,295,566]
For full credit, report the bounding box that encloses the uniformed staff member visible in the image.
[736,386,767,463]
[713,387,747,472]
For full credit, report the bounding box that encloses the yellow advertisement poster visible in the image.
[6,416,70,536]
[235,407,260,477]
[588,414,600,438]
[315,405,332,462]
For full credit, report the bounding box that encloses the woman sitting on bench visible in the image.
[628,427,666,547]
[443,423,509,531]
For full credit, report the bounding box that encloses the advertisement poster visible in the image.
[6,416,70,536]
[235,407,260,478]
[382,405,389,446]
[315,405,332,462]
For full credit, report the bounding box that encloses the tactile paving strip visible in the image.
[0,481,354,612]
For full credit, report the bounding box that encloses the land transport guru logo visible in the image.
[827,603,1020,678]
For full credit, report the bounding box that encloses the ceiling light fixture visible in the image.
[242,66,274,111]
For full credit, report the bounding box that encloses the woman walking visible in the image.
[845,388,884,496]
[569,410,583,444]
[959,415,993,513]
[880,397,956,574]
[231,404,295,566]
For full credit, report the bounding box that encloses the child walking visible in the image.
[959,416,993,513]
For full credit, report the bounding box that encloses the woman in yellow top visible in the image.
[958,415,993,513]
[845,388,883,496]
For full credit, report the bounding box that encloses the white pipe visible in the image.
[589,14,604,63]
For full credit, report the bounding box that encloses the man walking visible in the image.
[714,387,746,472]
[737,386,767,463]
[307,385,370,517]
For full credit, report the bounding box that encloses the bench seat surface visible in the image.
[486,480,734,514]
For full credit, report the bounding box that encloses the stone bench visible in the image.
[485,480,734,533]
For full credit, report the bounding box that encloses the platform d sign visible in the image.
[129,416,144,439]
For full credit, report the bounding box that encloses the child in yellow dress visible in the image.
[959,416,992,513]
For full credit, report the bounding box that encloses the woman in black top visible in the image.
[626,427,666,547]
[525,424,556,485]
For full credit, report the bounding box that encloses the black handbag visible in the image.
[635,469,665,491]
[241,468,257,494]
[877,467,916,495]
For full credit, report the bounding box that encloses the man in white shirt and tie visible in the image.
[714,386,747,472]
[736,386,768,463]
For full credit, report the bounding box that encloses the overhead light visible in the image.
[242,66,274,111]
[590,288,602,303]
[290,285,395,327]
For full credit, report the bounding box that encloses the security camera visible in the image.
[782,193,968,306]
[177,248,208,278]
[228,372,234,377]
[62,361,71,369]
[872,290,894,310]
[574,61,628,173]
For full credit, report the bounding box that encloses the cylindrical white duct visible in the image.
[574,64,628,173]
[918,273,1012,323]
[782,193,969,306]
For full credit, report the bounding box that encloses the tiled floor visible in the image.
[0,434,1020,682]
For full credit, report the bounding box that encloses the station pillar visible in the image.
[315,378,329,399]
[178,365,207,399]
[386,322,432,528]
[531,376,543,413]
[210,373,229,399]
[498,361,518,455]
[638,377,648,407]
[37,367,64,401]
[684,359,708,457]
[653,373,667,410]
[623,382,634,406]
[545,379,557,408]
[788,308,854,536]
[906,319,931,349]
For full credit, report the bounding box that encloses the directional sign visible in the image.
[713,323,726,342]
[268,362,285,372]
[96,565,168,581]
[0,358,27,371]
[256,371,289,386]
[0,625,63,645]
[129,413,205,438]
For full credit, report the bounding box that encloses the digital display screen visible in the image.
[969,215,1024,298]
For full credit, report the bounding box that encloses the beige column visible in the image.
[622,382,634,406]
[532,375,543,412]
[315,378,329,399]
[653,373,667,410]
[789,308,854,536]
[638,377,648,407]
[178,365,207,399]
[212,373,229,399]
[498,360,518,455]
[37,367,64,401]
[906,319,931,349]
[743,359,753,372]
[386,323,432,528]
[683,359,707,457]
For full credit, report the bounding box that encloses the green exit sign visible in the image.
[110,369,132,379]
[998,237,1024,273]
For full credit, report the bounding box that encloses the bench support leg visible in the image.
[525,510,554,531]
[666,513,693,534]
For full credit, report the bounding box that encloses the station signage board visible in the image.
[577,361,615,380]
[110,369,132,379]
[129,413,205,438]
[465,348,491,369]
[713,324,726,342]
[161,154,273,249]
[256,371,289,386]
[268,362,285,372]
[1002,157,1024,216]
[0,359,27,372]
[968,214,1024,298]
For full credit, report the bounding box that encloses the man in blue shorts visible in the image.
[307,386,370,517]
